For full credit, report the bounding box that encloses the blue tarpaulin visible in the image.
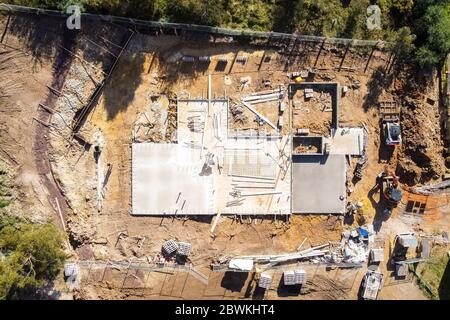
[357,227,369,238]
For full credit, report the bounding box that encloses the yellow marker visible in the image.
[294,76,303,83]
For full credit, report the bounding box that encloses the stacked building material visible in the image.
[398,234,418,248]
[370,248,384,262]
[304,88,313,99]
[396,263,408,277]
[181,56,195,62]
[293,269,307,285]
[228,259,254,271]
[283,270,307,285]
[242,87,285,104]
[178,242,192,257]
[283,271,296,285]
[162,239,179,255]
[199,56,211,62]
[258,273,273,289]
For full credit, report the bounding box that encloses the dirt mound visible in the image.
[396,90,444,186]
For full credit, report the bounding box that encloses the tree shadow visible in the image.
[362,66,394,112]
[14,280,62,300]
[272,1,297,33]
[5,12,131,71]
[101,50,145,120]
[76,17,132,74]
[339,6,361,39]
[5,14,66,68]
[5,12,137,128]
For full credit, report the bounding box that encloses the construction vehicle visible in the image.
[290,71,305,83]
[390,232,422,277]
[360,270,384,300]
[392,232,418,262]
[378,165,402,209]
[379,101,402,146]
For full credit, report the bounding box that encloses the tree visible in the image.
[390,26,416,59]
[0,222,66,299]
[289,0,347,37]
[340,0,370,39]
[166,0,225,26]
[416,46,440,66]
[414,2,450,68]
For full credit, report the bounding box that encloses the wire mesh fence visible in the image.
[72,259,368,299]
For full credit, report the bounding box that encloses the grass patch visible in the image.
[416,245,450,300]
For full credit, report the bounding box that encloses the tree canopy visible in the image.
[414,2,450,67]
[0,168,65,300]
[0,221,66,299]
[2,1,449,69]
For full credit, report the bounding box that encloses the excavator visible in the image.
[379,165,402,209]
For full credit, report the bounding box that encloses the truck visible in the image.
[360,270,384,300]
[384,121,402,146]
[379,101,402,146]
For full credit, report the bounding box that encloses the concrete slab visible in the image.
[132,98,290,216]
[325,127,364,155]
[132,143,214,215]
[291,154,346,214]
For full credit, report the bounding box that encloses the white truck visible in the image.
[361,270,384,300]
[379,101,402,146]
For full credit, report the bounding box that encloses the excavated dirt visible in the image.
[377,65,445,186]
[397,97,444,185]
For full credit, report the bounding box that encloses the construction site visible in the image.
[1,4,449,300]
